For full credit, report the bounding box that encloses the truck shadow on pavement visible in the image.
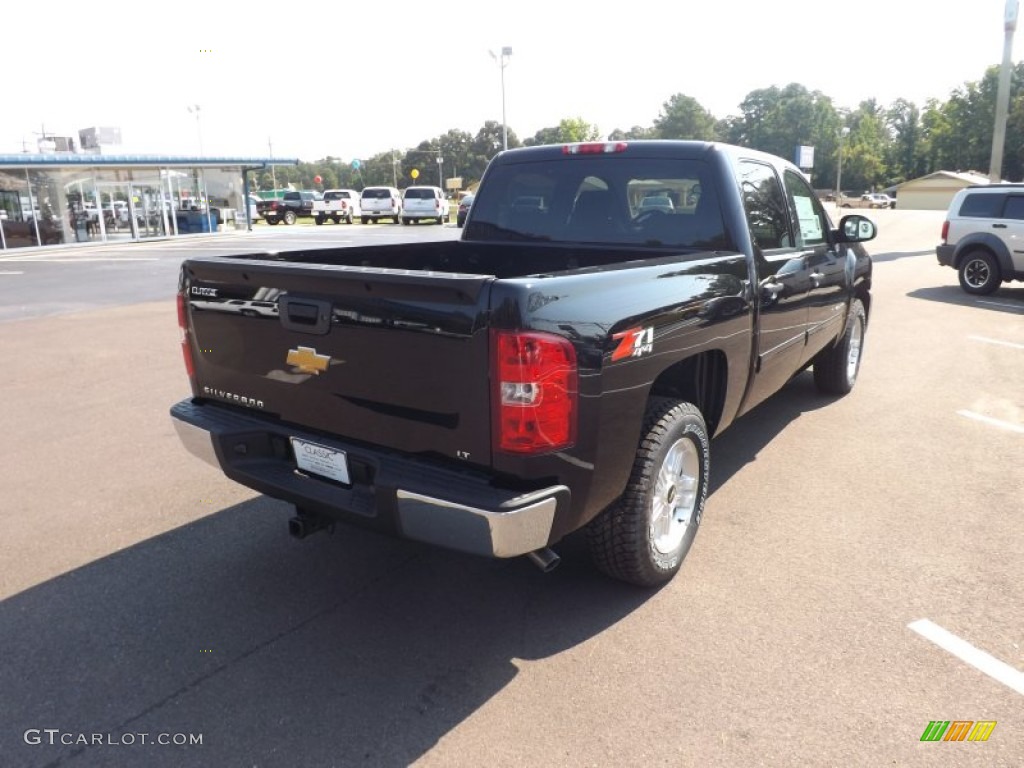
[907,284,1024,313]
[0,495,654,767]
[1,374,835,768]
[868,248,933,263]
[708,370,838,495]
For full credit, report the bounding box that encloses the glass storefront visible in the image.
[0,157,283,251]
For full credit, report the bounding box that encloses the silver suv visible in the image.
[937,184,1024,294]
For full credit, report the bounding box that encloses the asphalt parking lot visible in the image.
[0,211,1021,767]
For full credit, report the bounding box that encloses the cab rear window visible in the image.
[465,156,732,250]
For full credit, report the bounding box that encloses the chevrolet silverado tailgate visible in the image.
[181,256,494,464]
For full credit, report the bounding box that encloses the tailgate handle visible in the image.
[279,296,332,335]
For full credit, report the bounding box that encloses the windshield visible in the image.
[464,156,732,249]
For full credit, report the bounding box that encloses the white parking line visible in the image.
[909,619,1024,696]
[977,299,1024,312]
[0,270,25,275]
[968,335,1024,350]
[957,410,1024,434]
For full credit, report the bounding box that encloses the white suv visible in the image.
[937,184,1024,294]
[401,186,449,225]
[359,186,402,224]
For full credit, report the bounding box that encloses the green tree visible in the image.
[559,117,601,142]
[653,93,718,140]
[608,125,655,140]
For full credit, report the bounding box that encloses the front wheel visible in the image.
[346,214,354,224]
[813,298,867,395]
[587,398,709,587]
[266,218,279,226]
[283,210,297,225]
[958,250,1001,295]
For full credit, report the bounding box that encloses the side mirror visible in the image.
[835,214,877,243]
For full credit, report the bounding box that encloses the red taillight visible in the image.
[562,142,628,155]
[176,292,195,381]
[491,330,578,454]
[941,220,949,244]
[271,201,279,210]
[341,201,348,211]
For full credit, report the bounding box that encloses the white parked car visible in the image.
[401,185,449,225]
[359,186,402,224]
[313,189,361,225]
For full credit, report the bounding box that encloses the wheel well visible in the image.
[647,350,728,436]
[856,285,871,319]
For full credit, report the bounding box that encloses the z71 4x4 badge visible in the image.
[611,326,654,361]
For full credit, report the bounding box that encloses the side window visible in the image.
[783,170,828,247]
[1002,196,1024,220]
[958,193,1004,218]
[738,161,792,250]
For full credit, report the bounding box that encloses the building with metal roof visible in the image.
[0,154,298,251]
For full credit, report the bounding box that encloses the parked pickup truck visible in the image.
[312,189,361,225]
[259,190,322,225]
[837,192,894,209]
[171,140,875,586]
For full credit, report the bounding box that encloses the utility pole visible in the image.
[989,0,1018,181]
[268,137,277,191]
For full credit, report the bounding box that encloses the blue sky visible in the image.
[2,0,1017,161]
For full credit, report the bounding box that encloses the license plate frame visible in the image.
[290,437,350,485]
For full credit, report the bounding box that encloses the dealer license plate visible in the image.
[291,438,350,484]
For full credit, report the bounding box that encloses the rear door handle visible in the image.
[993,223,1008,229]
[810,271,824,286]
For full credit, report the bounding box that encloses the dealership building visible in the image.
[0,154,297,251]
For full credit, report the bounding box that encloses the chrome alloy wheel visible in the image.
[650,438,699,555]
[846,314,864,382]
[963,258,991,289]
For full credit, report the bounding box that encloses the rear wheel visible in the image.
[267,218,279,226]
[958,250,1001,295]
[587,398,709,587]
[402,218,410,225]
[332,216,341,224]
[813,298,866,395]
[283,210,297,225]
[314,216,324,225]
[346,214,354,224]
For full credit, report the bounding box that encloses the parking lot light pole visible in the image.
[990,0,1018,181]
[489,47,512,151]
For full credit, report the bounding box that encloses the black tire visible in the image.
[283,210,297,225]
[314,217,324,225]
[332,216,341,224]
[437,215,444,225]
[267,218,279,226]
[402,218,410,225]
[957,250,1001,295]
[361,217,369,225]
[813,298,867,395]
[346,214,354,225]
[587,398,709,587]
[393,215,401,224]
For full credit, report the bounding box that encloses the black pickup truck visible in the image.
[171,141,875,586]
[259,190,322,225]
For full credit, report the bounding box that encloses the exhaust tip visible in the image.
[526,548,561,573]
[288,516,307,539]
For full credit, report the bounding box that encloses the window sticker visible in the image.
[793,195,822,242]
